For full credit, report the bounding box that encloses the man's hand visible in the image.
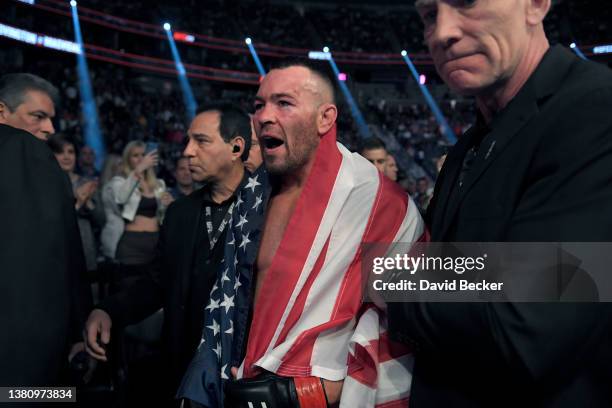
[68,342,85,362]
[83,308,112,361]
[227,367,342,406]
[160,191,174,207]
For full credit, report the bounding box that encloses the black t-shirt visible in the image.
[186,187,237,354]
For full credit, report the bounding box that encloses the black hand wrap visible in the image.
[224,372,300,408]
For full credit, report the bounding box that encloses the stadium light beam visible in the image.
[245,37,266,77]
[570,42,588,60]
[70,1,106,169]
[401,50,456,144]
[164,24,196,122]
[326,52,370,139]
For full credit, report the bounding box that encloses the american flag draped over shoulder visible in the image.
[177,166,269,407]
[237,126,426,407]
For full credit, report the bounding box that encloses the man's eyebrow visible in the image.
[255,93,296,101]
[190,132,210,139]
[29,110,50,117]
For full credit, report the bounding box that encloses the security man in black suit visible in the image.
[0,73,92,387]
[387,1,612,406]
[84,103,253,405]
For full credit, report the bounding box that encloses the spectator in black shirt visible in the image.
[169,156,195,199]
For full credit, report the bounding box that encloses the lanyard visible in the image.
[204,201,235,251]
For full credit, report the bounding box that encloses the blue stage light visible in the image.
[245,36,266,76]
[593,44,612,54]
[401,50,407,57]
[165,27,196,121]
[569,42,588,60]
[70,3,105,169]
[70,0,76,7]
[401,50,456,143]
[324,51,370,138]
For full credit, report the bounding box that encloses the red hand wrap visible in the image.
[294,376,328,408]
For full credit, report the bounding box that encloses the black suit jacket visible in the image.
[0,124,92,386]
[99,187,215,393]
[388,46,612,406]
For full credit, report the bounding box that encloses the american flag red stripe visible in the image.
[238,125,425,407]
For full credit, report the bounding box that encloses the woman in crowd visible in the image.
[48,133,105,275]
[103,140,171,268]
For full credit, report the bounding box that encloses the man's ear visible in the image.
[0,101,9,123]
[317,103,338,135]
[526,0,551,26]
[230,136,246,161]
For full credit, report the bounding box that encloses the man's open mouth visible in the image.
[262,136,284,149]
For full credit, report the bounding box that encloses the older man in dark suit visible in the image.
[84,103,254,406]
[388,1,612,407]
[0,73,92,387]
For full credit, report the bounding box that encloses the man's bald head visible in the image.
[269,59,337,106]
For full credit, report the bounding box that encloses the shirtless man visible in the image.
[225,61,424,407]
[224,61,341,407]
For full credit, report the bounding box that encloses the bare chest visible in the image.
[254,190,301,303]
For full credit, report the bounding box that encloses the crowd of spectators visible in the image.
[2,0,609,192]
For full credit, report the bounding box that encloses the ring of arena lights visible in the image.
[0,22,261,85]
[12,0,606,62]
[14,0,434,63]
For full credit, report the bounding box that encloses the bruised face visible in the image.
[54,143,76,173]
[183,110,237,183]
[0,90,55,140]
[252,66,322,176]
[417,0,531,96]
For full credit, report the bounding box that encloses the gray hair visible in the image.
[0,73,60,112]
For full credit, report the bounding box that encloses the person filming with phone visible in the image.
[102,140,168,268]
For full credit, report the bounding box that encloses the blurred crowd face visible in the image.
[417,0,532,96]
[245,134,263,173]
[417,178,430,194]
[174,157,193,187]
[80,146,96,168]
[128,145,145,171]
[384,154,398,181]
[54,142,76,173]
[184,110,236,183]
[0,90,55,140]
[362,148,388,173]
[253,66,321,176]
